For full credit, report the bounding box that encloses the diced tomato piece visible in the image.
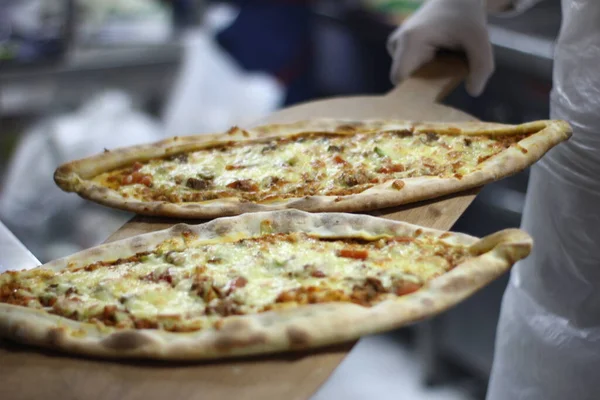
[140,175,153,187]
[132,172,145,183]
[159,271,173,284]
[122,174,134,185]
[121,172,152,187]
[378,164,405,173]
[311,270,326,278]
[338,249,368,260]
[225,165,246,170]
[132,162,143,171]
[333,155,347,164]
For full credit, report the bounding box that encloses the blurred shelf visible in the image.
[0,43,182,117]
[0,43,183,80]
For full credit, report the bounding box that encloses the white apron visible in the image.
[487,1,600,399]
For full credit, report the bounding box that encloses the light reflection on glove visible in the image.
[387,0,494,96]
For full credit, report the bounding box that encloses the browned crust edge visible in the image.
[0,210,532,361]
[53,119,572,219]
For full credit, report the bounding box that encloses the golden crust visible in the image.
[0,210,532,360]
[53,119,572,218]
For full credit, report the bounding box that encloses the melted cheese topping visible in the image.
[94,130,526,203]
[0,232,470,332]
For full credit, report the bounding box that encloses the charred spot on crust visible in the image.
[287,326,311,348]
[214,332,267,352]
[46,327,66,346]
[214,222,233,236]
[102,331,154,350]
[337,122,364,132]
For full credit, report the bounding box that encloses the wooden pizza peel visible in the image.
[0,55,479,400]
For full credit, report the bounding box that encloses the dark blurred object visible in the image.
[214,0,315,106]
[0,0,72,67]
[168,0,205,31]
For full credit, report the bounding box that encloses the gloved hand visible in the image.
[387,0,494,96]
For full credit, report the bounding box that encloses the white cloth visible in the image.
[487,1,600,399]
[387,0,494,96]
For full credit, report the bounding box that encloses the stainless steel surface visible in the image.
[0,219,40,273]
[0,44,183,80]
[488,0,561,80]
[0,44,182,116]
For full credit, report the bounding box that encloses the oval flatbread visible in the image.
[0,210,531,360]
[53,118,571,218]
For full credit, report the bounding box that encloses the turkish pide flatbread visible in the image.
[0,210,531,360]
[53,119,571,218]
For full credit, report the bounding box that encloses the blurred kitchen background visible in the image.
[0,0,560,398]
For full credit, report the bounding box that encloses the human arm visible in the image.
[387,0,544,96]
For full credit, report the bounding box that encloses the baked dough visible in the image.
[0,210,532,360]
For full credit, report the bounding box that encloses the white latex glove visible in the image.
[387,0,494,96]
